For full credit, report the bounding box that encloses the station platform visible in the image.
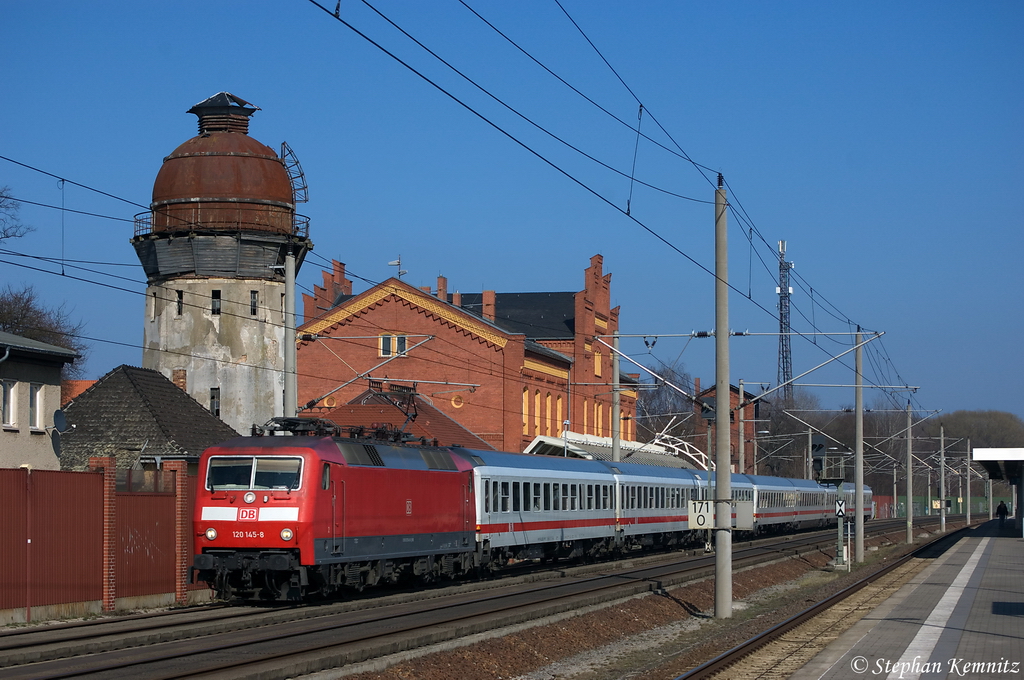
[798,519,1024,679]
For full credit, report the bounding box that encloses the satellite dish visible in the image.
[53,409,67,433]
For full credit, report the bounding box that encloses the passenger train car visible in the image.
[192,424,872,600]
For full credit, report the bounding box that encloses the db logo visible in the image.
[239,508,258,521]
[406,500,413,515]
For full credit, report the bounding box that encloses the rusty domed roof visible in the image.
[149,92,294,235]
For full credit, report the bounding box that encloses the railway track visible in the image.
[0,518,945,680]
[674,521,972,679]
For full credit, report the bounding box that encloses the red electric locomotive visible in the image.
[192,420,476,600]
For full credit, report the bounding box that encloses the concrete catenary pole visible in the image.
[612,331,621,463]
[714,174,732,619]
[855,329,864,562]
[906,402,914,544]
[966,453,972,526]
[940,425,946,532]
[284,247,297,418]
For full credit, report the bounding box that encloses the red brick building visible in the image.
[296,255,637,452]
[691,379,764,475]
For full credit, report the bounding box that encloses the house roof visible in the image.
[317,389,496,450]
[0,330,78,362]
[457,292,576,339]
[60,365,239,469]
[301,278,517,349]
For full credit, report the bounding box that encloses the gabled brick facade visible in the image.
[297,255,636,453]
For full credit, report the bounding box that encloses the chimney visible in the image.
[188,92,258,135]
[482,290,496,322]
[437,276,448,302]
[452,291,462,307]
[172,369,187,392]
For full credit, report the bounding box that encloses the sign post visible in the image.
[835,483,848,570]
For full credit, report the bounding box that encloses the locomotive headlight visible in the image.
[243,492,256,504]
[205,528,218,541]
[280,528,294,541]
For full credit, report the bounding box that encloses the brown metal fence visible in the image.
[117,493,176,598]
[1,465,200,619]
[0,468,103,612]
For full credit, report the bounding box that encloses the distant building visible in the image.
[297,255,637,452]
[0,331,78,470]
[132,92,312,434]
[59,365,238,471]
[691,379,764,475]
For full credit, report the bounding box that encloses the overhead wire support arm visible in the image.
[593,337,700,405]
[298,335,435,411]
[739,332,886,409]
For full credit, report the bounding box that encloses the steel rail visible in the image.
[674,524,973,680]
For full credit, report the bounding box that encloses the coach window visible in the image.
[562,484,570,510]
[322,463,330,490]
[483,479,490,513]
[544,483,551,511]
[602,485,609,510]
[569,484,577,510]
[501,482,510,512]
[526,483,534,511]
[492,481,499,512]
[586,484,594,510]
[513,482,521,512]
[553,483,561,511]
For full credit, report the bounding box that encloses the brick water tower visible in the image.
[132,92,312,433]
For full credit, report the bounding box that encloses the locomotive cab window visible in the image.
[206,456,303,490]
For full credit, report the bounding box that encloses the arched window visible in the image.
[556,395,563,436]
[534,390,541,436]
[545,393,552,436]
[522,387,529,435]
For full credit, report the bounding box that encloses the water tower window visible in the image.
[210,387,221,417]
[211,290,221,315]
[176,290,183,316]
[250,290,258,315]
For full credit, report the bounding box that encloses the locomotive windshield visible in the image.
[206,456,303,490]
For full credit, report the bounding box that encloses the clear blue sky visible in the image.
[2,2,1021,422]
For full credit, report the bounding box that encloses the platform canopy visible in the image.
[973,448,1023,484]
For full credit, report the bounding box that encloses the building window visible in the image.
[545,393,552,436]
[211,290,221,315]
[1,381,15,426]
[594,350,602,377]
[379,333,407,357]
[522,387,529,436]
[556,395,563,436]
[250,290,258,316]
[210,387,221,417]
[149,291,157,321]
[28,383,42,429]
[534,390,541,436]
[176,290,183,316]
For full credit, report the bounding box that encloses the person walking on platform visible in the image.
[996,501,1008,525]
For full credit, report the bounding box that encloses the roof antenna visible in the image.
[388,256,407,279]
[334,1,341,18]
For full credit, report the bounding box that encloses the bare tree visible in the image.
[0,284,88,379]
[0,186,33,242]
[635,360,696,442]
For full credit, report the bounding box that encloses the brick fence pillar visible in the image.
[88,456,116,612]
[165,461,189,606]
